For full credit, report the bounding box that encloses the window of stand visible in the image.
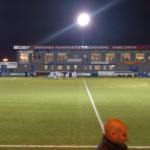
[44,65,49,70]
[106,53,115,62]
[103,65,107,70]
[83,65,87,71]
[121,53,131,61]
[135,53,145,61]
[109,65,115,70]
[50,65,54,70]
[91,53,101,61]
[66,65,70,70]
[89,65,93,70]
[45,53,54,63]
[74,65,78,70]
[57,53,67,62]
[19,51,29,64]
[57,65,63,70]
[32,53,42,62]
[95,65,102,70]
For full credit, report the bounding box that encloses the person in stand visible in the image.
[97,118,128,150]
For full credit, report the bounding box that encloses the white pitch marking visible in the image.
[0,145,149,149]
[83,78,105,134]
[118,83,148,88]
[0,145,97,148]
[89,83,148,89]
[129,146,150,149]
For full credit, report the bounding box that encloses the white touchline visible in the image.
[83,78,105,134]
[0,145,150,149]
[0,145,97,148]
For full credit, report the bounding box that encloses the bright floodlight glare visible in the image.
[77,13,90,27]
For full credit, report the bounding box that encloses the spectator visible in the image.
[97,118,128,150]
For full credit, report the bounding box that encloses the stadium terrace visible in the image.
[1,45,150,77]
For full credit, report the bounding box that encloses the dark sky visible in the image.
[0,0,150,61]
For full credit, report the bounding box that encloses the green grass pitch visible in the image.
[0,77,150,150]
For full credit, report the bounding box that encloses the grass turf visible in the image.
[0,77,150,149]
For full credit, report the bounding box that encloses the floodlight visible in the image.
[77,13,90,27]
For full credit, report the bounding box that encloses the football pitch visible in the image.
[0,77,150,150]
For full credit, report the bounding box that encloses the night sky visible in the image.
[0,0,150,61]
